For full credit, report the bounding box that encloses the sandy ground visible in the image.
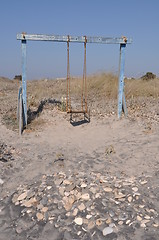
[0,103,159,239]
[0,77,159,239]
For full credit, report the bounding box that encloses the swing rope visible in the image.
[66,35,88,114]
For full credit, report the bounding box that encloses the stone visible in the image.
[17,192,27,201]
[87,221,95,229]
[118,213,128,221]
[114,193,126,199]
[0,178,4,185]
[74,217,83,225]
[86,214,92,219]
[144,215,150,220]
[78,203,86,211]
[63,179,72,185]
[40,196,48,206]
[96,218,103,226]
[103,227,113,236]
[41,207,48,213]
[23,197,37,208]
[128,196,133,203]
[95,193,102,198]
[118,221,123,225]
[126,220,131,225]
[36,212,44,221]
[104,187,112,192]
[12,193,19,203]
[106,218,111,224]
[109,210,115,218]
[132,187,138,192]
[27,190,35,199]
[72,208,78,216]
[102,199,107,207]
[81,183,87,188]
[137,216,142,221]
[140,180,147,185]
[81,193,90,201]
[47,186,52,190]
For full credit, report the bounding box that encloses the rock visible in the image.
[81,193,90,201]
[78,203,86,211]
[36,212,44,221]
[87,221,95,229]
[96,218,103,226]
[106,218,111,224]
[47,186,52,190]
[95,193,102,198]
[63,179,72,185]
[40,196,48,206]
[118,221,123,225]
[118,213,128,221]
[114,191,126,199]
[17,192,27,201]
[137,216,142,221]
[126,220,131,225]
[0,178,4,185]
[86,214,92,219]
[27,190,35,199]
[140,180,147,185]
[132,187,138,192]
[102,199,107,207]
[23,197,37,208]
[81,183,87,188]
[41,207,48,213]
[144,215,150,220]
[12,193,19,203]
[128,196,133,203]
[74,217,83,225]
[104,187,112,192]
[103,227,113,236]
[109,210,115,218]
[72,208,78,216]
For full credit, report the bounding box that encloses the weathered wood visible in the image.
[17,33,132,44]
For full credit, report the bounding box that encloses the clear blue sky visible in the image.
[0,0,159,80]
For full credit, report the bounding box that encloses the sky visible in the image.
[0,0,159,80]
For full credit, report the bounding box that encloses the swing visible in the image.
[66,35,90,122]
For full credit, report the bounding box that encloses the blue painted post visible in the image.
[22,40,27,126]
[118,43,127,118]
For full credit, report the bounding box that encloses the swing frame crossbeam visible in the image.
[17,33,132,133]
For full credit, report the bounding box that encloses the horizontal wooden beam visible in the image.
[17,33,132,44]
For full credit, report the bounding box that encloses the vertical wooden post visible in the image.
[22,40,27,126]
[118,43,127,118]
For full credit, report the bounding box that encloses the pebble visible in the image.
[104,187,112,192]
[17,192,27,201]
[74,217,83,225]
[132,187,138,192]
[128,196,133,203]
[78,203,86,211]
[103,227,113,236]
[87,221,95,229]
[0,178,4,185]
[41,207,48,213]
[81,183,87,188]
[137,215,142,221]
[86,214,92,219]
[81,193,90,201]
[36,212,44,221]
[72,208,78,216]
[118,221,123,225]
[96,218,103,226]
